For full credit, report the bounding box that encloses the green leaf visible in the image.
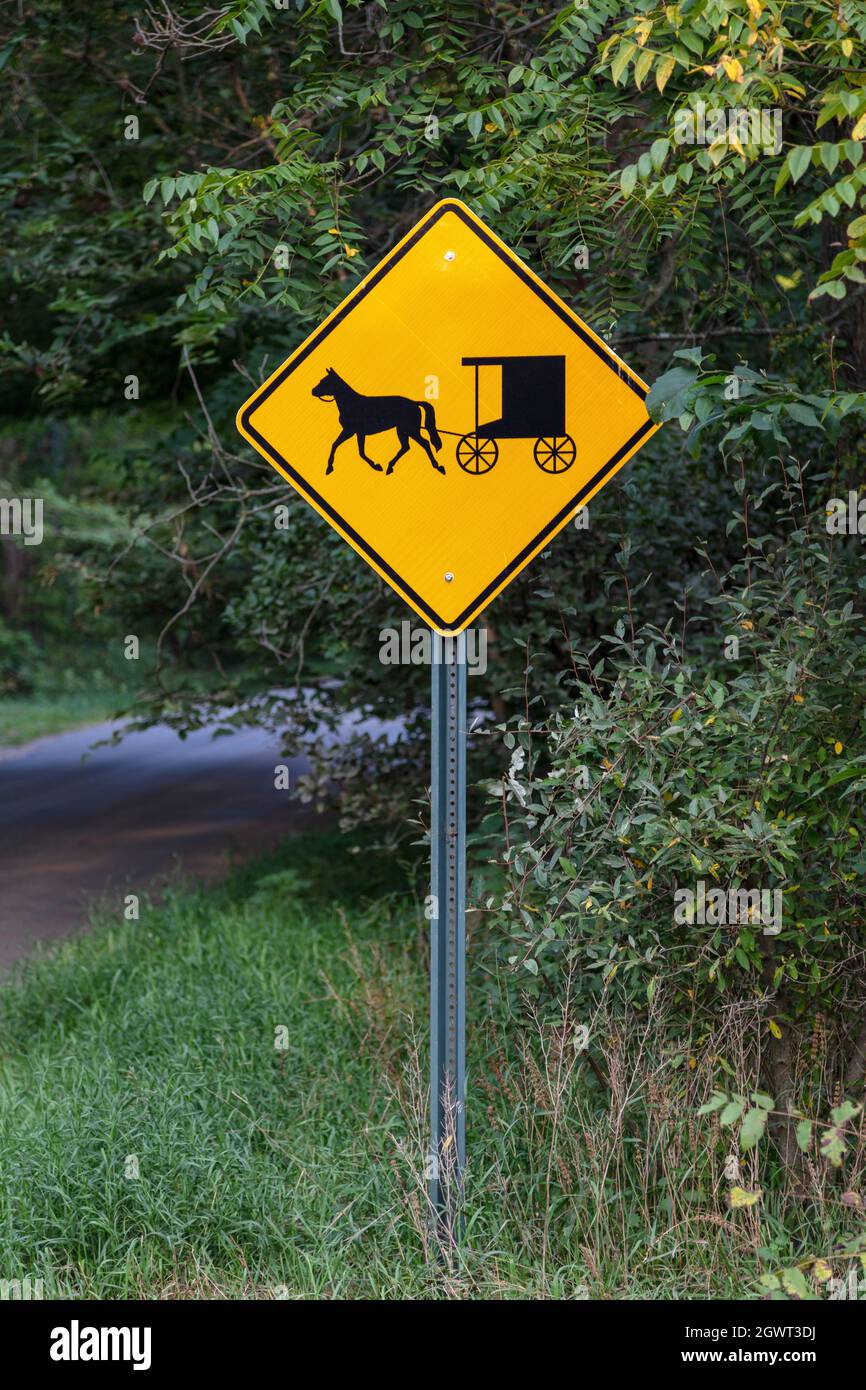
[784,401,822,429]
[831,1101,861,1126]
[650,138,670,171]
[740,1106,768,1150]
[819,1122,847,1166]
[720,1097,746,1126]
[620,163,638,197]
[645,365,697,419]
[697,1091,729,1116]
[819,143,840,175]
[467,111,483,139]
[788,146,812,183]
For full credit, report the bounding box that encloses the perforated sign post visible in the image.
[236,199,659,1236]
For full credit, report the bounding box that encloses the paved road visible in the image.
[0,719,327,968]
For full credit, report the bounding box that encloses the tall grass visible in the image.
[0,833,860,1299]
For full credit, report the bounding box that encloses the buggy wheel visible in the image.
[456,434,499,474]
[533,435,576,474]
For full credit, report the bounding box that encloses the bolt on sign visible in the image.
[236,199,660,634]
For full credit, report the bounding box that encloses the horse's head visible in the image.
[312,368,340,401]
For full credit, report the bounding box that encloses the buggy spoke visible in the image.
[534,435,576,474]
[457,434,499,474]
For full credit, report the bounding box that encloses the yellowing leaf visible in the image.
[656,55,676,93]
[793,693,804,703]
[834,741,843,754]
[722,57,744,83]
[842,38,854,58]
[610,40,634,86]
[634,48,654,90]
[812,1258,833,1282]
[728,1185,762,1208]
[747,0,763,18]
[768,1019,783,1039]
[672,707,683,722]
[781,1266,809,1298]
[852,113,866,141]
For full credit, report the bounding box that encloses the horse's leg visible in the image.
[356,434,382,472]
[326,428,353,475]
[385,431,409,476]
[412,428,446,475]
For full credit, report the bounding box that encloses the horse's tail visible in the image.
[420,401,442,450]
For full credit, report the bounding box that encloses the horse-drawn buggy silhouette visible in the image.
[455,355,576,475]
[311,354,575,479]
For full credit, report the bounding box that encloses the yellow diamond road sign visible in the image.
[237,199,660,635]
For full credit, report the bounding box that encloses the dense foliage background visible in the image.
[2,0,865,1296]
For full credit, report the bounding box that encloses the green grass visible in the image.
[0,832,852,1300]
[0,834,434,1299]
[0,690,127,748]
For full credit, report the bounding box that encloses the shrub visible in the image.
[482,468,866,1157]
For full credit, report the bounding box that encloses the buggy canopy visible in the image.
[461,355,566,439]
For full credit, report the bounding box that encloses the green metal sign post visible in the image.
[429,631,467,1238]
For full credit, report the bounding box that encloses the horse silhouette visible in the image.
[311,368,444,476]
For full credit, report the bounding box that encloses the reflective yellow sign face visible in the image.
[237,199,659,635]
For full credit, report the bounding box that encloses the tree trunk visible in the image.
[759,934,802,1177]
[844,1016,866,1096]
